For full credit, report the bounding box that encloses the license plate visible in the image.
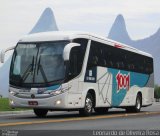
[28,101,38,106]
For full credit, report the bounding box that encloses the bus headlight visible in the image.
[56,100,61,105]
[9,90,17,96]
[9,99,14,105]
[50,90,62,95]
[50,86,71,96]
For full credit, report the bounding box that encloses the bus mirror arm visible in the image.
[63,43,80,61]
[0,46,15,63]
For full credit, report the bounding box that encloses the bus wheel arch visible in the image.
[137,92,142,105]
[126,92,142,113]
[79,89,96,116]
[87,89,96,108]
[135,92,142,112]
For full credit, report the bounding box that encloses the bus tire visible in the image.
[134,94,142,112]
[94,107,108,114]
[126,94,142,113]
[79,93,93,116]
[33,109,48,117]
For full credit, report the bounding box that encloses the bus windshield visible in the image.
[10,41,69,87]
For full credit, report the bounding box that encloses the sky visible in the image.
[0,0,160,52]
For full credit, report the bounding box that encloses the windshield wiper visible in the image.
[21,56,34,82]
[37,56,48,83]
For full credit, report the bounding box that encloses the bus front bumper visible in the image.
[9,92,68,109]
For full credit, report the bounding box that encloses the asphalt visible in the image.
[0,102,160,136]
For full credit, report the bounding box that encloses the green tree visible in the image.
[154,85,160,99]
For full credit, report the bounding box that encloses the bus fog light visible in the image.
[10,99,14,105]
[56,100,61,105]
[9,90,17,95]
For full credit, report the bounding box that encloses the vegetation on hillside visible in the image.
[154,84,160,99]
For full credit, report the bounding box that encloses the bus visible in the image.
[0,31,154,117]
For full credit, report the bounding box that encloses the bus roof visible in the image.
[19,31,152,58]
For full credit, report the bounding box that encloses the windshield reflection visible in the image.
[10,41,69,87]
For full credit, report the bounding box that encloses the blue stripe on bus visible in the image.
[47,84,61,91]
[108,68,149,106]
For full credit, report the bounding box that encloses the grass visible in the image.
[0,98,28,112]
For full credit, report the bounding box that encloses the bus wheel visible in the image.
[94,108,108,114]
[134,94,142,112]
[33,109,48,117]
[126,94,142,113]
[79,93,93,116]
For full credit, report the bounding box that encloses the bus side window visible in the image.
[86,40,153,75]
[87,42,97,69]
[87,53,98,69]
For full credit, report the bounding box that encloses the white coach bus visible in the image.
[0,31,154,117]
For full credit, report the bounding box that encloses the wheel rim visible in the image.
[85,97,92,113]
[136,98,141,110]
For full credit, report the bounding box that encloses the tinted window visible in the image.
[68,38,88,79]
[87,41,153,74]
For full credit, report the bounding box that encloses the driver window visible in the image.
[68,38,88,79]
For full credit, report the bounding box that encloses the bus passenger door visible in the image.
[67,39,88,108]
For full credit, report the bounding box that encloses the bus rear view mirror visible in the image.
[0,46,16,63]
[63,43,80,61]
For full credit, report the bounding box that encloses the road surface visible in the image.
[0,102,160,136]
